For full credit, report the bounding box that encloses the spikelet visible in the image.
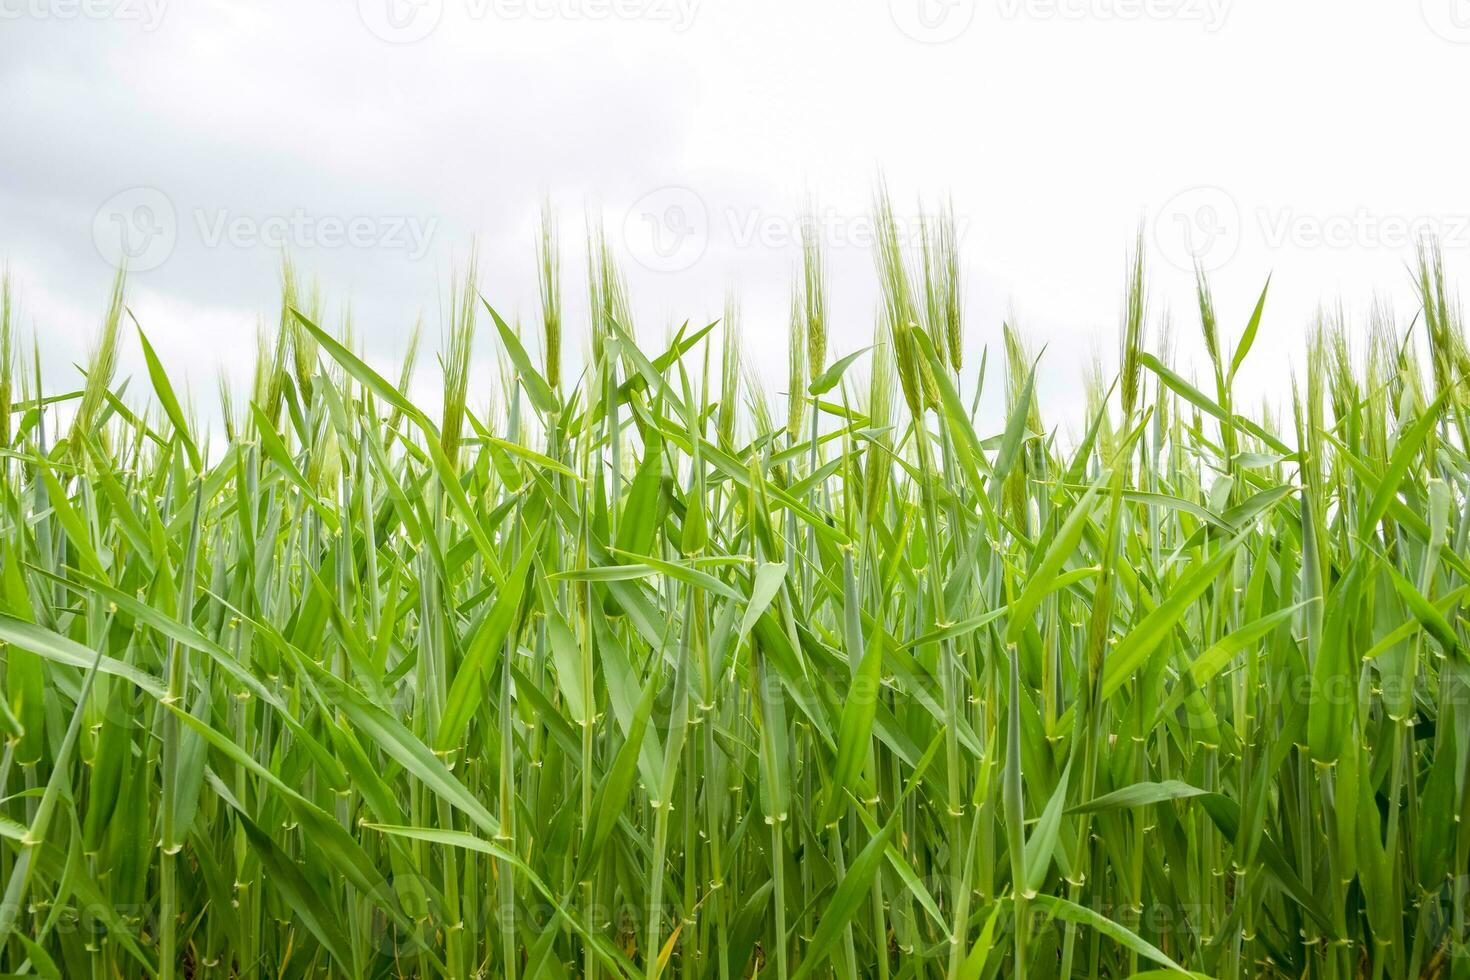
[786,288,807,441]
[69,267,125,454]
[1365,298,1396,461]
[873,187,929,416]
[744,358,774,446]
[440,248,478,460]
[864,316,897,524]
[255,298,291,429]
[1002,322,1036,523]
[217,372,236,445]
[0,267,12,450]
[1153,308,1175,458]
[1418,238,1469,408]
[1120,230,1147,419]
[1320,305,1356,431]
[282,261,322,404]
[921,201,963,373]
[1084,350,1114,465]
[539,201,562,391]
[587,220,632,360]
[718,292,741,451]
[1194,265,1220,385]
[801,213,826,379]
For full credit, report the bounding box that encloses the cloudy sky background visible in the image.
[3,0,1469,435]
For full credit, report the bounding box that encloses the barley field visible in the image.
[0,206,1467,979]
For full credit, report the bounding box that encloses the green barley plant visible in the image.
[0,206,1467,980]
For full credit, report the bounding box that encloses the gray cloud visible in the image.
[3,0,1468,433]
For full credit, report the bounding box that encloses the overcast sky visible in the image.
[3,0,1468,433]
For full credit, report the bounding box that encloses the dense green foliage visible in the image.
[0,214,1468,979]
